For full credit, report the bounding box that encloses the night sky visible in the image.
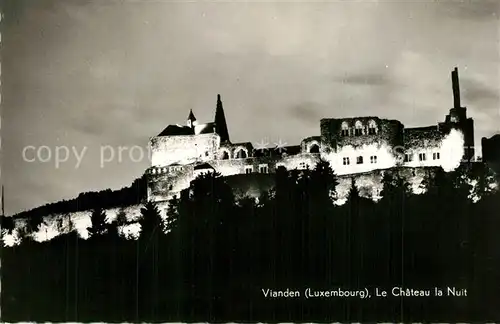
[2,0,499,215]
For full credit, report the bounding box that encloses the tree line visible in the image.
[1,161,500,322]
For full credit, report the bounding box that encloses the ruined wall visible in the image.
[301,136,321,153]
[319,118,403,175]
[147,164,195,202]
[403,126,444,167]
[150,133,220,167]
[3,201,172,247]
[329,167,436,205]
[403,128,464,172]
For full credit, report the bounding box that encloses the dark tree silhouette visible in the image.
[1,164,500,323]
[87,208,108,237]
[1,215,15,235]
[26,215,45,235]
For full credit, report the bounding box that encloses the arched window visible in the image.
[368,119,377,135]
[221,151,229,160]
[354,120,363,136]
[309,143,320,153]
[341,122,349,136]
[235,148,247,159]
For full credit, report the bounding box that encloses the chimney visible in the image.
[452,67,461,108]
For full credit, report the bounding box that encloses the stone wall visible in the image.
[147,164,195,202]
[3,201,172,247]
[150,133,221,167]
[320,117,404,151]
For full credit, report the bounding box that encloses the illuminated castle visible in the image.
[147,67,475,203]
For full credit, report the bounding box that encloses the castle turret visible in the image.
[214,94,230,143]
[187,109,197,128]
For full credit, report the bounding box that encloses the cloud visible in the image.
[461,78,500,108]
[289,102,324,125]
[437,0,500,21]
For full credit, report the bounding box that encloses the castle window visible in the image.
[356,156,364,164]
[235,149,247,159]
[368,120,377,135]
[433,152,440,160]
[341,122,349,136]
[370,155,377,164]
[343,157,350,165]
[259,164,269,173]
[404,153,413,162]
[245,166,253,174]
[419,153,426,161]
[299,162,308,169]
[169,185,173,190]
[354,121,363,136]
[309,143,320,153]
[205,151,209,157]
[221,151,229,160]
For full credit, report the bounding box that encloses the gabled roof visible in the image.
[158,125,194,136]
[194,122,216,135]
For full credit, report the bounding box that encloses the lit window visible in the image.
[343,157,350,165]
[433,152,440,160]
[340,122,349,136]
[419,153,426,161]
[354,121,363,136]
[370,156,377,164]
[356,156,364,164]
[368,120,377,135]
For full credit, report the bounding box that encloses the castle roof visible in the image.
[194,122,216,135]
[158,125,194,136]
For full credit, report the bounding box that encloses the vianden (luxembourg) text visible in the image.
[261,287,467,299]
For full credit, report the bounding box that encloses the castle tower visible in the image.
[452,67,461,109]
[214,94,230,143]
[187,109,197,128]
[439,67,475,161]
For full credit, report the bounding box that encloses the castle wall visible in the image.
[150,133,221,167]
[333,167,436,205]
[319,118,404,176]
[147,164,195,202]
[2,201,173,247]
[301,136,322,153]
[403,128,465,172]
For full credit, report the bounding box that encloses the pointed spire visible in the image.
[187,109,196,122]
[187,109,197,128]
[214,94,230,143]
